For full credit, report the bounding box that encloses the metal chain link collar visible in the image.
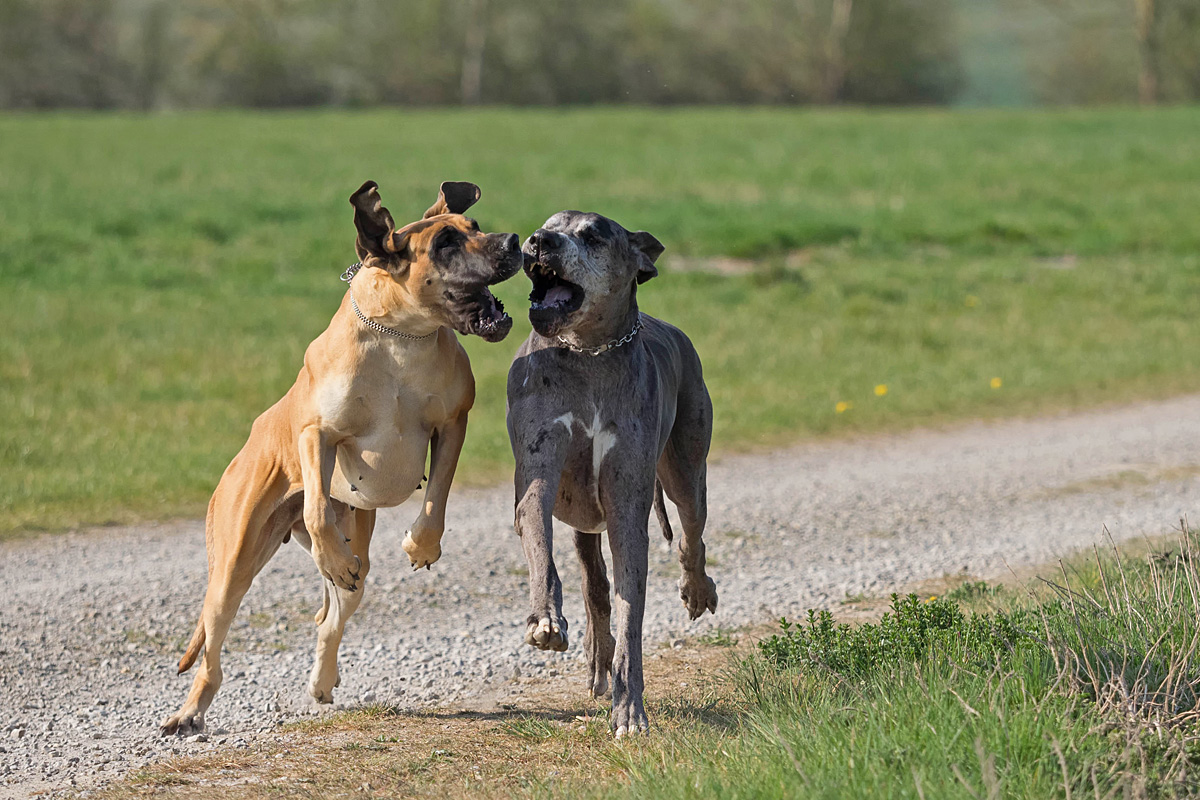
[557,313,644,356]
[341,262,437,342]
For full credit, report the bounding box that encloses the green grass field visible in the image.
[3,107,1200,534]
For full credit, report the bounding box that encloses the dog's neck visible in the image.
[348,267,442,340]
[555,298,642,354]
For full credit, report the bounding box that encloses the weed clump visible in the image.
[760,593,1024,677]
[944,579,1005,603]
[739,524,1200,798]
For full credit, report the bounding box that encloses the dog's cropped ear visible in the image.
[350,180,409,262]
[423,181,481,219]
[628,230,664,284]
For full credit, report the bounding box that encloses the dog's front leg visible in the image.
[403,413,468,570]
[299,425,361,591]
[513,426,571,652]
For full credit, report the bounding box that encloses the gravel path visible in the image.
[4,395,1200,797]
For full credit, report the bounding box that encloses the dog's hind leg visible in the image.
[161,481,287,736]
[574,530,615,699]
[658,376,718,621]
[308,506,375,704]
[604,487,653,737]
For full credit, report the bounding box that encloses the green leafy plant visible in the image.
[760,593,1024,677]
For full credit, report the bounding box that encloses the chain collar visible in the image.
[341,262,437,342]
[557,313,644,356]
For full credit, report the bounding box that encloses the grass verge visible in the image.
[104,522,1200,799]
[603,526,1200,799]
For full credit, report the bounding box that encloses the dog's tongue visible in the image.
[544,285,573,307]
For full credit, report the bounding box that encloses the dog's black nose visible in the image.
[530,229,552,249]
[504,233,519,251]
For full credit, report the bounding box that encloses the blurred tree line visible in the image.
[0,0,1196,109]
[1010,0,1200,105]
[0,0,962,108]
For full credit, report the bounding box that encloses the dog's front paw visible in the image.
[525,614,568,652]
[611,697,649,738]
[159,706,204,738]
[402,531,441,570]
[312,545,362,592]
[679,570,718,620]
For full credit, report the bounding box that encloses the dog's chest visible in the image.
[322,373,453,510]
[552,410,618,533]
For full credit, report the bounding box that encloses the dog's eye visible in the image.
[581,227,603,245]
[435,230,460,251]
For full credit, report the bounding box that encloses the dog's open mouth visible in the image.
[528,261,584,316]
[468,287,512,342]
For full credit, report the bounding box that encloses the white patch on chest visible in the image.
[591,417,617,481]
[556,410,618,483]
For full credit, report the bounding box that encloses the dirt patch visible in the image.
[94,638,750,800]
[661,249,811,276]
[1033,464,1200,501]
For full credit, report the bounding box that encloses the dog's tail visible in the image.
[653,479,673,543]
[178,495,216,675]
[177,618,206,675]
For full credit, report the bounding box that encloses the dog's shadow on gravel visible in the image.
[409,700,739,734]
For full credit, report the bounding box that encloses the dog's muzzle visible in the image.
[523,231,585,337]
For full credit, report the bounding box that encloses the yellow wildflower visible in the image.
[874,384,888,397]
[835,401,852,414]
[990,377,1002,389]
[965,295,979,307]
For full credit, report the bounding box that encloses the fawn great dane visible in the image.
[161,180,521,735]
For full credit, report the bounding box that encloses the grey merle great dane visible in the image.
[505,210,718,736]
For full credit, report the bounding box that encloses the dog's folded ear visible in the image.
[350,180,409,261]
[628,230,664,284]
[423,181,482,219]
